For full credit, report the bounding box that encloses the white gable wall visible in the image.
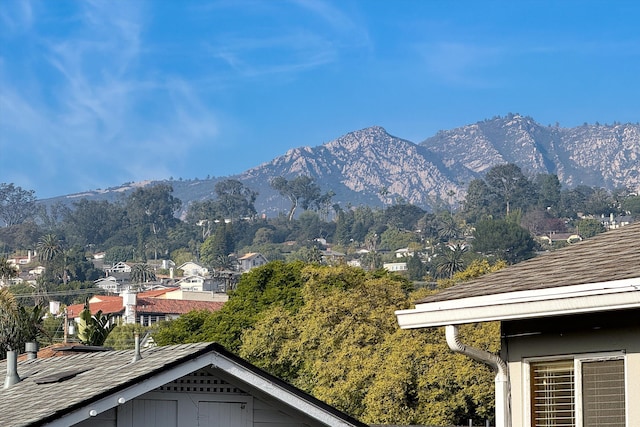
[71,368,334,427]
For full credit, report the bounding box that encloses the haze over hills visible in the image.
[43,114,640,215]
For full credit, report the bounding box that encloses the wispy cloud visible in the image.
[417,41,503,88]
[0,1,224,196]
[202,0,370,79]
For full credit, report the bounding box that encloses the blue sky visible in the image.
[1,1,639,199]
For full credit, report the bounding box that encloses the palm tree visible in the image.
[436,243,468,279]
[130,263,156,289]
[436,213,461,242]
[0,257,18,287]
[37,234,62,263]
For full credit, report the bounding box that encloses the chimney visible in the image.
[25,342,38,360]
[3,350,21,389]
[123,289,137,324]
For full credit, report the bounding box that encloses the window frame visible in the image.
[523,351,628,427]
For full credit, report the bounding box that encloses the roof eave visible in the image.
[396,278,640,329]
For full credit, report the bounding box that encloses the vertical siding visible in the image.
[253,397,322,427]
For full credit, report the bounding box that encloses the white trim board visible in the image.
[396,277,640,329]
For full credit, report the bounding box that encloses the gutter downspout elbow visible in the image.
[445,325,510,427]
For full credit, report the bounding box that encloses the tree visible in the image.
[125,184,181,260]
[406,253,426,281]
[436,212,462,242]
[0,257,18,287]
[62,199,127,248]
[200,222,234,268]
[153,310,214,346]
[104,245,133,265]
[130,263,157,287]
[0,287,19,355]
[534,174,561,211]
[435,243,468,278]
[37,233,63,264]
[484,164,534,216]
[575,218,606,238]
[271,176,322,221]
[0,183,37,227]
[104,323,152,350]
[622,195,640,216]
[240,265,410,419]
[213,179,258,220]
[473,218,536,264]
[77,299,116,346]
[1,289,46,357]
[462,179,500,222]
[157,261,307,352]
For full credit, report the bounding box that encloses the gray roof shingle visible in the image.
[417,221,640,304]
[0,343,368,427]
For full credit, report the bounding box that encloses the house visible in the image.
[106,261,133,274]
[394,248,414,258]
[237,252,268,272]
[94,274,129,293]
[66,290,224,326]
[321,249,346,265]
[177,261,208,276]
[396,222,640,427]
[0,342,368,427]
[383,262,407,272]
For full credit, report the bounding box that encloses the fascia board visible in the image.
[396,278,640,329]
[45,350,360,427]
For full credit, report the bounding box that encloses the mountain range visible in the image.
[47,114,640,215]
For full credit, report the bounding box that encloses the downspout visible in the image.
[445,325,510,427]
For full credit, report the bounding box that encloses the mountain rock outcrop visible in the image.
[44,115,640,214]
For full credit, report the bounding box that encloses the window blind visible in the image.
[531,360,576,427]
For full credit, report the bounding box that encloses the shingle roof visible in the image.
[0,343,368,427]
[417,221,640,304]
[0,343,212,426]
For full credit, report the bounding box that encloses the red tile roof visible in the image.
[67,300,125,318]
[67,295,224,318]
[138,288,178,298]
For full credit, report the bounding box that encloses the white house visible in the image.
[177,261,208,276]
[0,343,368,427]
[396,222,640,427]
[237,253,268,272]
[383,262,407,272]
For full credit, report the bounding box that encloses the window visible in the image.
[528,353,626,427]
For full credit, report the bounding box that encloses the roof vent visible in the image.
[131,332,142,363]
[3,350,21,389]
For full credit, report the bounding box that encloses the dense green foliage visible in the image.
[153,261,500,425]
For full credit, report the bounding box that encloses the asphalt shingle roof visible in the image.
[0,343,368,427]
[0,343,214,426]
[417,221,640,304]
